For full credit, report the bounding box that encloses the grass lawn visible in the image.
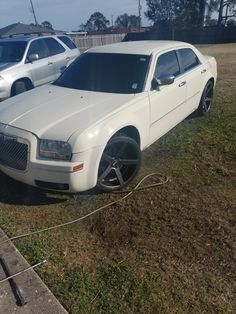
[0,43,235,313]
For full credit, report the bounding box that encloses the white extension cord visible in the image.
[0,172,169,282]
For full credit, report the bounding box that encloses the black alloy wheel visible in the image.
[97,134,141,192]
[198,80,214,116]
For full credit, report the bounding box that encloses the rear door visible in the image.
[148,50,187,144]
[44,37,67,80]
[26,38,55,86]
[177,48,206,111]
[57,35,80,64]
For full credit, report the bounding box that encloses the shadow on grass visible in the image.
[0,171,69,206]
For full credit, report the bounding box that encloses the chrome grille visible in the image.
[0,133,28,170]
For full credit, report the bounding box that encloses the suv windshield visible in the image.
[0,41,27,63]
[54,52,150,94]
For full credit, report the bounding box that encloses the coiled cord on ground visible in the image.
[0,173,169,245]
[0,173,169,282]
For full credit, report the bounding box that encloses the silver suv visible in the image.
[0,35,80,101]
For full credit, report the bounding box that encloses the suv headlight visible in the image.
[39,139,72,161]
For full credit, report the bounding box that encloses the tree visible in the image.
[145,0,235,29]
[145,0,208,30]
[145,0,179,28]
[41,20,53,30]
[115,14,140,30]
[216,0,236,25]
[205,18,218,25]
[84,12,109,32]
[145,0,210,30]
[226,18,236,25]
[178,0,212,27]
[205,0,236,26]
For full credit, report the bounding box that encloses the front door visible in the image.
[148,50,187,144]
[26,38,55,86]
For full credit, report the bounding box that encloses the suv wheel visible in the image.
[11,80,33,97]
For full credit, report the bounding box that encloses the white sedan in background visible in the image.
[0,41,217,193]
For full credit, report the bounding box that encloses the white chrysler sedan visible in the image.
[0,41,217,193]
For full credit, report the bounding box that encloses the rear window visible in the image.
[179,48,200,72]
[58,36,77,49]
[44,38,65,56]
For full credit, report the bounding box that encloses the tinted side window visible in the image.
[179,48,200,72]
[155,51,180,79]
[27,39,48,60]
[58,36,77,49]
[44,38,65,56]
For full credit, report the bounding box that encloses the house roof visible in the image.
[0,22,55,37]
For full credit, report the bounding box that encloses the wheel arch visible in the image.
[110,125,141,146]
[72,123,143,189]
[11,77,34,96]
[207,77,215,86]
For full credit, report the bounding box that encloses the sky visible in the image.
[0,0,149,31]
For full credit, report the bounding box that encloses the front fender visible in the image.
[69,99,150,154]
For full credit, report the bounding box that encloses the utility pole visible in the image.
[111,15,114,29]
[217,0,224,26]
[29,0,39,25]
[138,0,142,31]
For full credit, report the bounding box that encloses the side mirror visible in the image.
[151,75,175,90]
[60,65,67,74]
[151,78,159,90]
[27,53,39,63]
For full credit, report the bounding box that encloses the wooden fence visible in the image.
[70,33,126,50]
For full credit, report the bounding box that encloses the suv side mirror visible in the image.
[151,75,175,90]
[27,53,39,63]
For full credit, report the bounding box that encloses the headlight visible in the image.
[39,139,72,161]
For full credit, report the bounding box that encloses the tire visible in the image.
[11,80,31,97]
[97,134,141,192]
[197,80,214,116]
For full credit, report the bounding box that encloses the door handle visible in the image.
[48,61,53,65]
[179,81,186,87]
[66,57,70,61]
[201,69,207,74]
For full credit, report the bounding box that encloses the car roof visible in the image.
[87,40,193,55]
[0,34,68,43]
[0,36,32,42]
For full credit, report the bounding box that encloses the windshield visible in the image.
[54,52,150,94]
[0,41,27,63]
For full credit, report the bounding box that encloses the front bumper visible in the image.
[0,125,101,193]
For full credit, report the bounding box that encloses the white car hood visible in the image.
[0,84,135,141]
